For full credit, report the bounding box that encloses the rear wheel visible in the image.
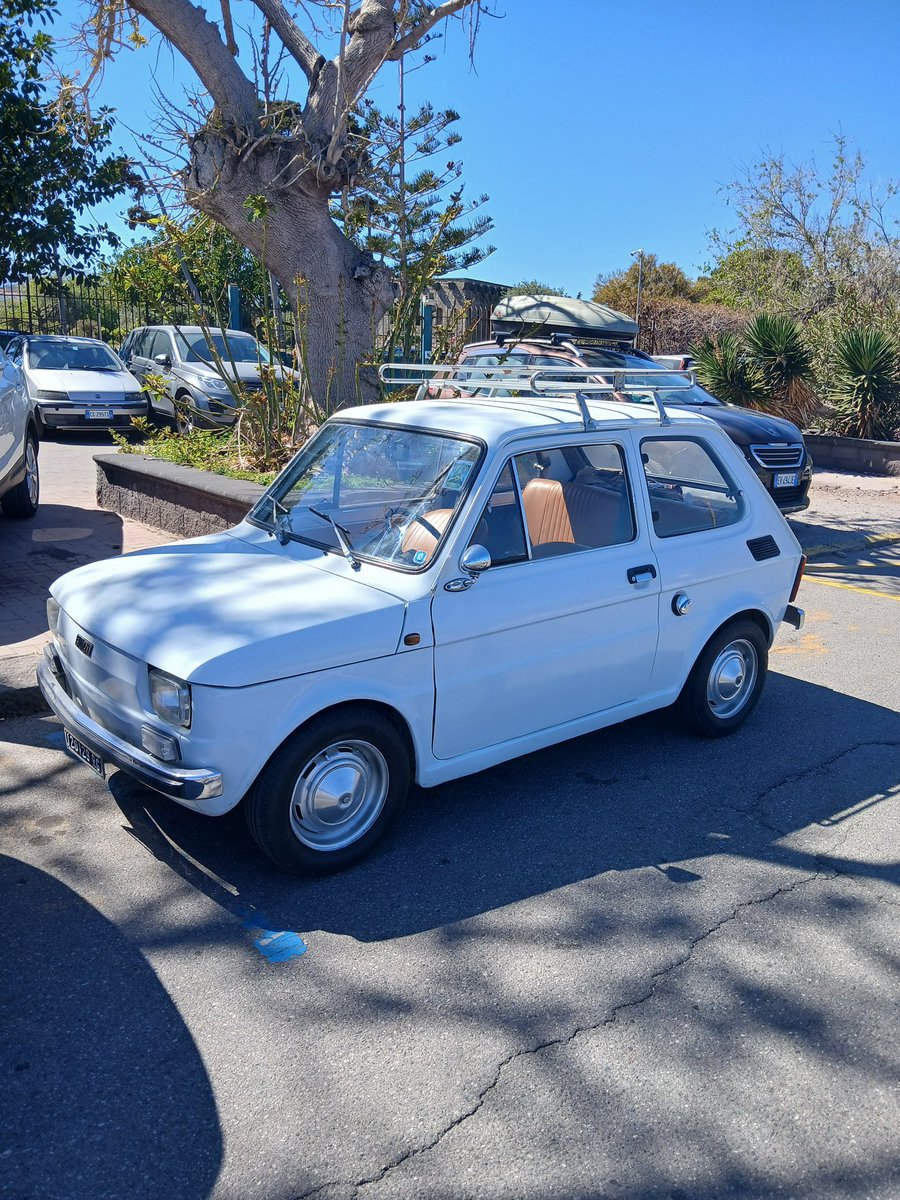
[245,708,410,875]
[678,619,768,737]
[1,432,39,518]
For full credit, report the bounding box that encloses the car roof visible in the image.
[22,334,110,345]
[336,396,715,444]
[138,325,247,336]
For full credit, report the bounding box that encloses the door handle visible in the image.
[627,564,657,585]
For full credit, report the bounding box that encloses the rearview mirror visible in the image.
[460,544,491,575]
[154,353,172,369]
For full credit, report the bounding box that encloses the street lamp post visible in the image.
[631,248,645,347]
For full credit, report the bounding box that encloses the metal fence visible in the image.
[0,279,498,360]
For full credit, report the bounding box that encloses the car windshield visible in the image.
[576,349,722,407]
[177,331,271,365]
[250,421,482,570]
[27,341,122,372]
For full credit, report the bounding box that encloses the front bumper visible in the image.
[38,403,148,430]
[38,645,223,802]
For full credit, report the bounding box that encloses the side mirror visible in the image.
[444,544,491,592]
[460,544,492,576]
[154,353,172,369]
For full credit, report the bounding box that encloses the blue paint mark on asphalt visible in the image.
[236,904,307,964]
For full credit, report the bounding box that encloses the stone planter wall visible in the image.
[805,434,900,476]
[95,453,266,538]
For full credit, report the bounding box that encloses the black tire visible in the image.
[1,432,39,518]
[174,392,196,436]
[677,619,768,738]
[245,707,411,875]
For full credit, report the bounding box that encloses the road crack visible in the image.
[295,871,822,1200]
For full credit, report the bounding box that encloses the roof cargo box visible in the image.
[490,294,638,343]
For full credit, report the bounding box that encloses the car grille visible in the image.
[750,444,804,469]
[769,483,808,508]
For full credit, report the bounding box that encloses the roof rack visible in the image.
[376,363,695,431]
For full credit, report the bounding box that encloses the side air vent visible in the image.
[747,535,780,561]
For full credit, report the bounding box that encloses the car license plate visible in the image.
[85,408,114,420]
[64,729,105,778]
[774,471,799,488]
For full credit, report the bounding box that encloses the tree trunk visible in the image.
[186,132,394,409]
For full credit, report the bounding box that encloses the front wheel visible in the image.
[245,708,411,875]
[1,432,39,518]
[677,620,768,738]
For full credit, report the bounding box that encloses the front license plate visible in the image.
[85,408,114,420]
[774,471,799,488]
[64,729,106,778]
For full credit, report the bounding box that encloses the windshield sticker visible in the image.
[444,461,472,491]
[413,549,427,565]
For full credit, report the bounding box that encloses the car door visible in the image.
[0,346,18,480]
[430,436,661,760]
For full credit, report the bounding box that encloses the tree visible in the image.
[334,58,494,361]
[83,0,495,403]
[0,0,131,280]
[707,134,900,321]
[829,329,900,440]
[503,279,570,297]
[592,254,696,315]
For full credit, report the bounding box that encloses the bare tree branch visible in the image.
[127,0,259,128]
[387,0,477,59]
[251,0,325,81]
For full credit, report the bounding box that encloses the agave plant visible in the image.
[690,333,769,410]
[744,313,820,426]
[829,329,900,440]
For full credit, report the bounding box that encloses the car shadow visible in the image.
[106,671,900,944]
[0,853,222,1197]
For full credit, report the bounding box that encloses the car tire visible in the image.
[1,432,39,518]
[677,619,768,738]
[245,707,411,875]
[174,392,196,436]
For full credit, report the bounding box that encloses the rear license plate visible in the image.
[64,729,105,778]
[774,471,799,488]
[85,408,114,420]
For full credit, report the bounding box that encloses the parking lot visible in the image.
[2,437,899,1199]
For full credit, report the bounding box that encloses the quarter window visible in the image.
[641,437,744,536]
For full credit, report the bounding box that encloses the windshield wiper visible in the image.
[308,506,360,570]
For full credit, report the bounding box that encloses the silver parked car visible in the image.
[0,341,40,518]
[119,325,296,434]
[5,335,147,434]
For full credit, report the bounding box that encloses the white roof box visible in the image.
[490,294,638,342]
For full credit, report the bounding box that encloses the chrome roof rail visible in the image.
[376,363,696,432]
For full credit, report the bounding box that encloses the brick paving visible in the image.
[0,434,175,659]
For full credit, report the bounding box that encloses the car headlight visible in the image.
[200,376,232,394]
[35,389,68,401]
[123,391,145,402]
[149,667,192,728]
[47,597,60,636]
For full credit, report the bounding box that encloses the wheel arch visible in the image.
[258,698,419,786]
[719,607,774,647]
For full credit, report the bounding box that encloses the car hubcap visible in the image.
[289,739,388,851]
[25,441,38,505]
[707,638,758,719]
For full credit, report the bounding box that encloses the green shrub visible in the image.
[829,329,900,440]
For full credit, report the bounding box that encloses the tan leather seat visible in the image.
[521,477,626,551]
[401,509,453,562]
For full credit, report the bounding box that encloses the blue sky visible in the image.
[71,0,900,296]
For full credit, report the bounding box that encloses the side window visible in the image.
[641,437,744,537]
[469,462,528,566]
[515,443,635,557]
[147,331,173,362]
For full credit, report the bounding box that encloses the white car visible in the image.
[5,334,147,433]
[37,366,805,875]
[0,341,40,518]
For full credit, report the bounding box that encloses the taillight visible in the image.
[790,555,806,602]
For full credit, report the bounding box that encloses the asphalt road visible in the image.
[2,526,899,1197]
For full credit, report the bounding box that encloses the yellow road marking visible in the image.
[802,576,900,602]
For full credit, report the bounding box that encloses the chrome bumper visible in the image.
[37,645,223,802]
[782,604,805,630]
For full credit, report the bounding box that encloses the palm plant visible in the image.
[744,314,819,426]
[829,329,900,440]
[691,333,769,410]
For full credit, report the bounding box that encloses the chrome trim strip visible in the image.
[749,443,804,470]
[38,647,223,801]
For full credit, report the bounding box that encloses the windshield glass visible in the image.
[250,421,482,570]
[27,340,122,372]
[177,331,271,365]
[576,349,722,407]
